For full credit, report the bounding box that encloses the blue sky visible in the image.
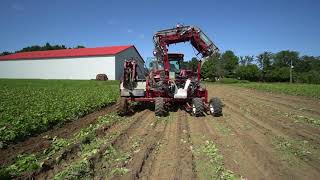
[0,0,319,60]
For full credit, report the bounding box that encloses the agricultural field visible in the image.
[1,82,320,180]
[231,82,320,99]
[0,79,118,145]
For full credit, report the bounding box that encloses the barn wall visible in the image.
[115,47,145,80]
[0,56,116,80]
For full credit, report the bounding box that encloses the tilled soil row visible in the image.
[109,110,167,180]
[92,109,162,179]
[205,84,320,180]
[222,89,320,144]
[136,110,196,180]
[21,110,150,180]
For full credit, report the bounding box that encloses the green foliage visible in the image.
[232,83,320,99]
[0,80,119,144]
[213,78,249,84]
[293,115,320,127]
[75,45,85,49]
[0,43,85,55]
[273,50,299,67]
[256,52,273,80]
[54,160,91,180]
[273,136,319,162]
[296,70,320,84]
[0,113,124,179]
[201,54,223,80]
[2,154,40,177]
[188,57,199,70]
[52,137,70,151]
[202,50,319,84]
[239,56,254,66]
[0,51,12,56]
[265,67,290,82]
[195,140,239,180]
[221,50,239,77]
[235,64,260,81]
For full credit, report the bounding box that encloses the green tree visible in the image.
[235,64,260,81]
[201,54,221,80]
[239,56,254,66]
[188,57,199,70]
[256,52,273,81]
[273,50,299,67]
[0,51,12,56]
[266,67,290,82]
[221,50,239,77]
[297,70,320,84]
[295,56,320,84]
[295,56,319,73]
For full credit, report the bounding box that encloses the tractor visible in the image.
[118,24,222,117]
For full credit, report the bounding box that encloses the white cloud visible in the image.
[139,34,145,39]
[127,29,133,33]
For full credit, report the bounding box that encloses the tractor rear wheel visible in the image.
[192,98,204,117]
[209,97,222,117]
[117,97,128,116]
[155,97,166,116]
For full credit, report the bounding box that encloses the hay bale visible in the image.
[96,74,108,81]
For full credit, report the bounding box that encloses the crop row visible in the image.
[0,79,119,145]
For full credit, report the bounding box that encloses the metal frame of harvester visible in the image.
[118,24,223,117]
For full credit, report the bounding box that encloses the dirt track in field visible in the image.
[206,85,320,180]
[2,84,320,180]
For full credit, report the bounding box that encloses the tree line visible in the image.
[190,50,320,84]
[0,43,85,56]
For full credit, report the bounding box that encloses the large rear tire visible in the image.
[117,97,128,116]
[155,97,166,116]
[192,98,204,117]
[209,97,222,117]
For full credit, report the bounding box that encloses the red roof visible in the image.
[0,45,133,60]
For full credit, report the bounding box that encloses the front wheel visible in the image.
[192,98,204,117]
[209,97,222,117]
[155,97,166,116]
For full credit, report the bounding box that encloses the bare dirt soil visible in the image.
[2,84,320,180]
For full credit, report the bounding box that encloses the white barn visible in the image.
[0,45,145,80]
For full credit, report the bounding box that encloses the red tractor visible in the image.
[118,25,222,117]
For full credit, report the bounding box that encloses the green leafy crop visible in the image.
[0,79,119,144]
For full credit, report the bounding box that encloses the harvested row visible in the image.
[137,110,195,180]
[31,110,152,180]
[204,84,320,180]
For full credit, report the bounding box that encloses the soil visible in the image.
[0,104,117,166]
[2,84,320,180]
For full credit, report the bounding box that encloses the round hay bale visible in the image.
[96,74,108,81]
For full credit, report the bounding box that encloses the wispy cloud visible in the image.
[11,3,24,11]
[139,34,145,39]
[127,29,133,33]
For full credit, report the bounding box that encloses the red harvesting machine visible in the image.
[118,24,222,117]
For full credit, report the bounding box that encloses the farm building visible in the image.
[0,45,145,80]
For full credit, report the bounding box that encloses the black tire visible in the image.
[209,97,222,117]
[117,97,128,116]
[155,97,166,116]
[192,98,204,117]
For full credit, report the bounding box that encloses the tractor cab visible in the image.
[168,53,184,74]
